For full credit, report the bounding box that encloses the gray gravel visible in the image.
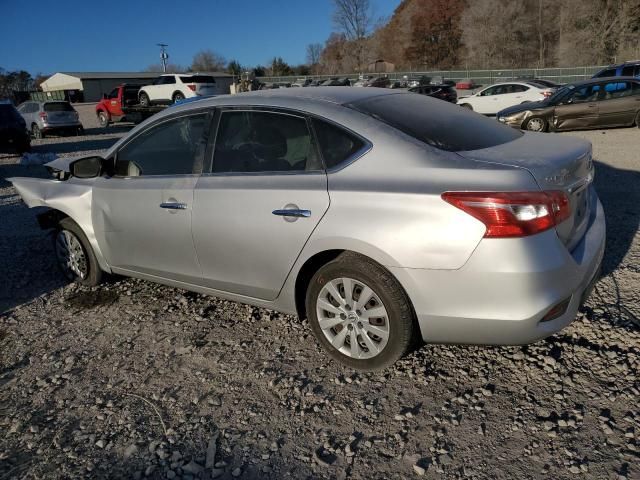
[0,122,638,480]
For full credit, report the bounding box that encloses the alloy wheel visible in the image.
[315,277,390,359]
[55,230,88,280]
[526,118,545,132]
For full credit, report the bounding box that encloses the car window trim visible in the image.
[111,108,214,179]
[203,106,327,177]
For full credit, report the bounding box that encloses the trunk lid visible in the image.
[458,132,594,250]
[44,102,78,124]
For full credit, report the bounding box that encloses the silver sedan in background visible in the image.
[9,87,605,370]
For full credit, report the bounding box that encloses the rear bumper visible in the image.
[42,122,82,131]
[390,192,606,345]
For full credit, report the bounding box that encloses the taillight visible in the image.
[441,191,571,238]
[187,84,196,91]
[39,111,47,120]
[542,90,553,98]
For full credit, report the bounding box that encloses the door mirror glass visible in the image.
[71,156,103,178]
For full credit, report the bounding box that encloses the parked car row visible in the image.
[497,76,640,132]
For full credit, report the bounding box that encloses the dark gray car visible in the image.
[17,101,83,138]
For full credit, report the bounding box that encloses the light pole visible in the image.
[157,44,169,73]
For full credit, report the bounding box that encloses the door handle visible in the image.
[272,209,311,218]
[160,202,187,210]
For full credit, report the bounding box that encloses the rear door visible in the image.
[553,84,600,130]
[596,80,637,126]
[92,110,211,283]
[192,108,329,300]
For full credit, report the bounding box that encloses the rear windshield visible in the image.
[346,93,522,152]
[44,102,74,112]
[180,75,216,84]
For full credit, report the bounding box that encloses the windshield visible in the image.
[546,85,574,104]
[346,93,522,152]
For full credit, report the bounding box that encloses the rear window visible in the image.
[44,102,74,112]
[346,93,522,152]
[181,75,216,84]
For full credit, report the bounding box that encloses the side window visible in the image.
[568,85,599,104]
[212,111,321,173]
[512,85,528,92]
[108,89,119,99]
[604,81,631,99]
[622,65,635,76]
[480,87,497,96]
[163,76,176,85]
[115,113,208,177]
[595,68,616,78]
[313,118,366,170]
[16,103,27,113]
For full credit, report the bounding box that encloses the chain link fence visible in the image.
[258,65,606,86]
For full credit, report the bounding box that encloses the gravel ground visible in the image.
[0,119,638,480]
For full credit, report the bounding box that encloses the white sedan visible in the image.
[457,82,555,115]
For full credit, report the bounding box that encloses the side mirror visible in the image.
[102,93,108,100]
[70,156,103,179]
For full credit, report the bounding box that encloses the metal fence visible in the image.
[258,65,606,86]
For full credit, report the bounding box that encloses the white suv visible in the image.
[138,74,218,105]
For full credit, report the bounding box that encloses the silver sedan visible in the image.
[10,87,605,370]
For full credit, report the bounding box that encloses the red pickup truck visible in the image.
[95,84,164,127]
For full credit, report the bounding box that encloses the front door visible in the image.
[553,84,600,130]
[192,109,330,300]
[93,110,211,284]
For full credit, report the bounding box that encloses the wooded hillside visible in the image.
[317,0,640,73]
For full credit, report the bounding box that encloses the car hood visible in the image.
[498,100,547,116]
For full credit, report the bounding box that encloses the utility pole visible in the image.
[157,43,169,73]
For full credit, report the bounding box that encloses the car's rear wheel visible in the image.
[305,252,415,371]
[525,116,547,132]
[54,218,103,286]
[32,124,43,139]
[76,126,84,136]
[139,92,150,107]
[460,103,473,110]
[173,92,185,103]
[97,111,110,127]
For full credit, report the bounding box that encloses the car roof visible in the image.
[201,86,401,106]
[570,76,639,86]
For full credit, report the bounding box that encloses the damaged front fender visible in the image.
[8,176,112,272]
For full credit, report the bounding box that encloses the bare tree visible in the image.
[332,0,373,40]
[191,50,227,72]
[144,63,185,73]
[306,43,323,66]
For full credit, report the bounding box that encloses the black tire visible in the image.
[460,103,473,110]
[524,116,547,132]
[305,252,416,371]
[173,91,185,103]
[635,111,640,128]
[97,111,110,127]
[54,217,103,286]
[76,126,84,136]
[16,140,31,154]
[139,92,150,107]
[32,124,43,139]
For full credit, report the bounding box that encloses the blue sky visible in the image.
[0,0,401,75]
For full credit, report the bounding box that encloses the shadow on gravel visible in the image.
[593,160,640,276]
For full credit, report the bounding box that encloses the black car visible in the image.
[497,76,640,132]
[409,84,458,103]
[0,103,30,154]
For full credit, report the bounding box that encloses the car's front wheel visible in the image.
[306,252,416,371]
[54,218,103,286]
[32,124,43,139]
[525,116,547,132]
